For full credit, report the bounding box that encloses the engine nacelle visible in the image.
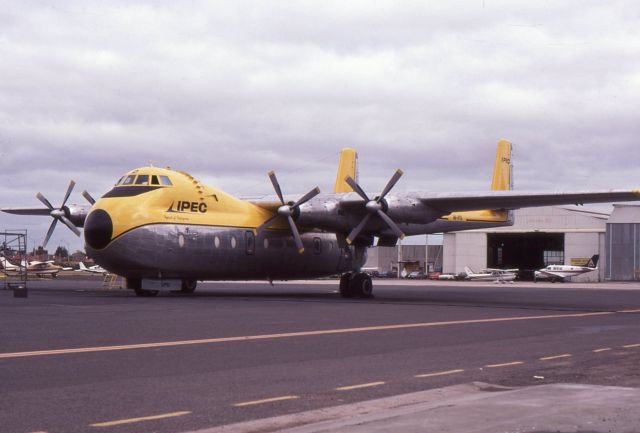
[63,204,90,228]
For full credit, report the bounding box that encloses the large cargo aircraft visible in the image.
[3,141,639,297]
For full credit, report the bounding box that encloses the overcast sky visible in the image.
[1,1,639,251]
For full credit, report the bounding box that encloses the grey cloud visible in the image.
[1,0,639,249]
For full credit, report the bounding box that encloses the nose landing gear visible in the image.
[339,272,373,299]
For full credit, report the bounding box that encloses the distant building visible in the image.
[364,244,443,275]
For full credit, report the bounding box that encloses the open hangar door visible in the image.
[487,233,564,280]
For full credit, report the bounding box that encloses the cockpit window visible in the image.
[151,175,159,185]
[159,175,173,186]
[135,175,150,185]
[115,176,124,186]
[121,175,136,185]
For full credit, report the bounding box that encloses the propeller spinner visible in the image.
[344,169,405,244]
[36,181,82,247]
[256,171,320,254]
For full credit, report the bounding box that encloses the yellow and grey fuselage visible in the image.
[84,167,365,280]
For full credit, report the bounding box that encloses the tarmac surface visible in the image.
[1,277,640,433]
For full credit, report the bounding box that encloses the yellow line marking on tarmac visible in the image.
[485,361,524,368]
[593,348,612,353]
[90,411,191,427]
[539,354,572,361]
[233,395,299,407]
[335,381,386,391]
[415,369,465,378]
[622,343,640,348]
[0,310,624,360]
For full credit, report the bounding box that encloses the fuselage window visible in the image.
[263,238,269,249]
[313,237,322,255]
[135,175,149,185]
[122,175,136,186]
[159,176,173,186]
[230,235,237,249]
[151,175,160,185]
[214,236,220,248]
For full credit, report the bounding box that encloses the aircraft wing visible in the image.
[416,189,640,213]
[1,207,52,216]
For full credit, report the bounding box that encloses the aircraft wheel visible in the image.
[181,279,197,294]
[339,273,353,298]
[350,272,373,299]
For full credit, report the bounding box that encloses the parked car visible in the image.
[406,271,426,279]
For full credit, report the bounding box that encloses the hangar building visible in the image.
[606,204,640,281]
[443,206,609,282]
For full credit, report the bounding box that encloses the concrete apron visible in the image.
[191,382,640,433]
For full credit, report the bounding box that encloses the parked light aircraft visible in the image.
[76,261,109,275]
[0,256,67,277]
[3,140,640,297]
[462,266,518,282]
[534,255,599,282]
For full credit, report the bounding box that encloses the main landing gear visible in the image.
[127,278,159,297]
[339,272,373,299]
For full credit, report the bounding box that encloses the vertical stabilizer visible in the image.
[334,148,358,193]
[491,139,513,191]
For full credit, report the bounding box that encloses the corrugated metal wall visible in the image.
[606,223,640,281]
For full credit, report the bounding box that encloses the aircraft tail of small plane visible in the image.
[79,262,87,270]
[586,254,600,268]
[464,266,475,276]
[334,148,358,193]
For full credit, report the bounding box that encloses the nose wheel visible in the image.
[339,272,373,299]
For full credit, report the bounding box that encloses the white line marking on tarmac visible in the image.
[233,396,299,407]
[622,343,640,348]
[335,381,386,391]
[539,354,572,361]
[90,411,191,427]
[593,348,612,353]
[0,310,625,360]
[484,361,524,368]
[415,369,465,378]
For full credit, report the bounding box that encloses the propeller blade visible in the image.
[82,190,96,205]
[256,214,280,234]
[268,171,285,205]
[292,187,320,208]
[287,215,304,253]
[344,176,369,201]
[43,219,58,248]
[59,215,81,236]
[36,193,54,211]
[61,180,76,208]
[378,169,404,201]
[376,209,405,239]
[346,213,372,245]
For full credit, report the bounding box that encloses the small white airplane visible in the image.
[462,266,519,282]
[0,256,20,273]
[76,261,109,275]
[534,255,599,282]
[1,257,68,277]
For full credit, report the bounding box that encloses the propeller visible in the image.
[256,171,320,253]
[36,181,82,247]
[344,169,405,244]
[82,190,96,205]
